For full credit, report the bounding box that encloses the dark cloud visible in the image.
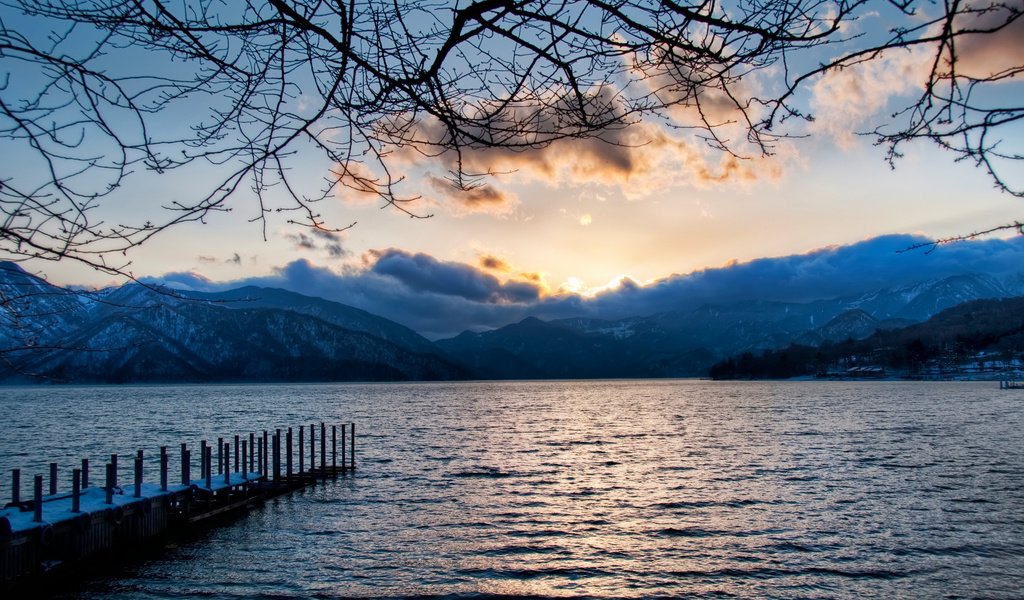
[151,234,1024,339]
[368,248,542,304]
[480,255,512,272]
[285,229,349,258]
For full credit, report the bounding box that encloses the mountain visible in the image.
[438,273,1024,378]
[709,297,1024,379]
[1,264,464,383]
[184,286,439,355]
[0,262,92,351]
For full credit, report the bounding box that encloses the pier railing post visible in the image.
[234,435,240,473]
[134,450,143,498]
[224,442,230,485]
[310,423,315,477]
[217,437,223,475]
[320,422,326,478]
[241,440,248,481]
[205,446,212,490]
[299,426,304,475]
[264,431,269,478]
[332,425,337,476]
[105,463,114,504]
[160,446,168,491]
[287,427,293,478]
[258,434,266,477]
[181,445,190,486]
[49,462,57,495]
[273,429,281,482]
[33,475,42,522]
[11,468,20,505]
[351,422,356,470]
[72,468,81,513]
[200,440,208,482]
[82,458,89,489]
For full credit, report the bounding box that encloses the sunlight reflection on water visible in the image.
[1,380,1022,598]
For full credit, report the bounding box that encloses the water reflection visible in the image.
[1,380,1022,597]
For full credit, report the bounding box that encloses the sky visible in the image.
[4,2,1024,338]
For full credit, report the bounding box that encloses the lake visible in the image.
[1,380,1022,598]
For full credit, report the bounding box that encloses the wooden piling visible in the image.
[286,427,293,477]
[273,429,281,482]
[32,476,42,523]
[160,446,168,492]
[342,424,346,471]
[234,435,240,473]
[249,432,255,474]
[332,425,337,475]
[72,469,81,513]
[298,426,304,475]
[309,424,315,477]
[217,437,223,475]
[134,450,143,498]
[104,464,114,505]
[183,448,191,487]
[200,440,208,481]
[205,446,212,490]
[110,454,118,488]
[10,469,19,505]
[81,459,88,489]
[320,423,326,478]
[350,422,356,469]
[223,442,230,486]
[241,441,248,481]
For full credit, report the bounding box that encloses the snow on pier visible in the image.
[1,422,355,586]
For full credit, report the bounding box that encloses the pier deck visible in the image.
[1,422,355,587]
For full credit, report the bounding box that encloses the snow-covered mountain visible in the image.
[0,263,464,383]
[438,273,1024,377]
[4,262,1022,382]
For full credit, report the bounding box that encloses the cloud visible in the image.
[479,255,512,272]
[284,228,349,258]
[810,47,932,146]
[810,3,1024,145]
[953,2,1024,79]
[367,248,542,304]
[399,117,781,204]
[151,234,1024,339]
[426,175,517,215]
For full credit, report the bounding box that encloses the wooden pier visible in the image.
[999,379,1023,389]
[0,422,356,587]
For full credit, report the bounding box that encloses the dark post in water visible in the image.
[82,458,89,489]
[134,450,143,498]
[160,446,168,491]
[105,463,114,504]
[286,427,293,478]
[33,475,42,522]
[11,468,20,505]
[49,462,57,495]
[72,468,81,513]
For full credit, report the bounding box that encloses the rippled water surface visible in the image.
[2,380,1023,598]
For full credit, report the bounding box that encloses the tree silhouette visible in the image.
[1,0,1021,274]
